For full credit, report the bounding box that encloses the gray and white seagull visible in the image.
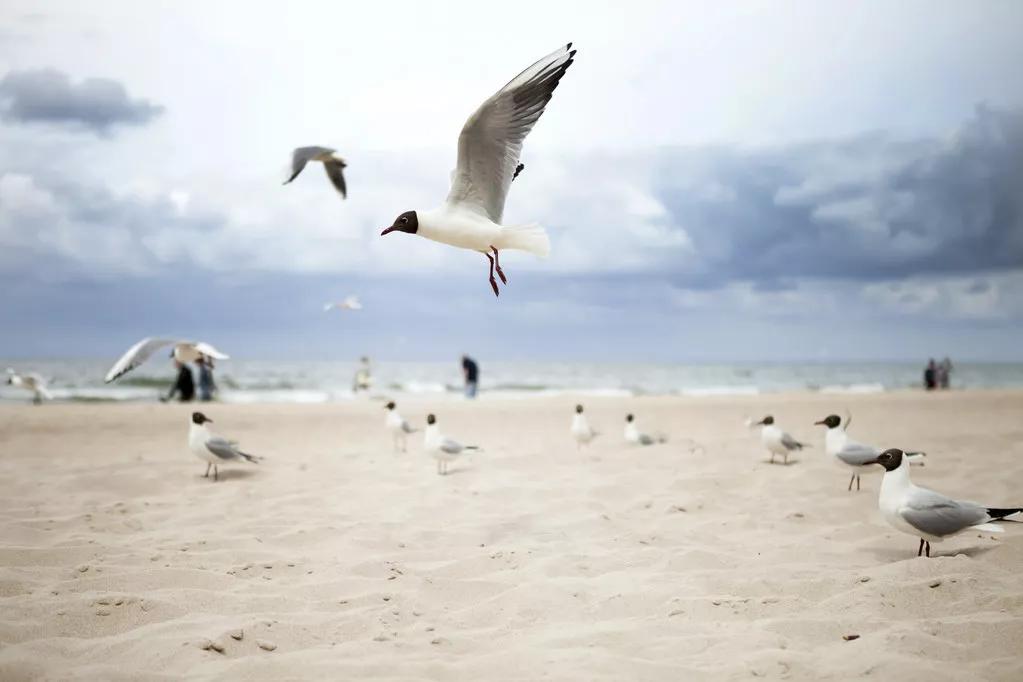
[380,43,577,297]
[868,448,1021,557]
[284,146,347,198]
[188,412,261,481]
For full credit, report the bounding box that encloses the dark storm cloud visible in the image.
[648,106,1023,286]
[0,68,163,134]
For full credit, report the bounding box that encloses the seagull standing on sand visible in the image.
[105,338,229,383]
[380,43,577,297]
[384,401,417,453]
[814,414,925,491]
[423,414,479,475]
[188,412,260,481]
[754,415,808,465]
[571,404,598,450]
[324,295,362,312]
[866,448,1021,557]
[5,368,52,404]
[624,414,667,446]
[284,146,347,198]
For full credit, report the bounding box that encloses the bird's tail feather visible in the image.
[239,452,262,463]
[464,446,481,451]
[987,507,1023,521]
[499,223,550,258]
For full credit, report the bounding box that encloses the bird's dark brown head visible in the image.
[814,414,841,428]
[575,404,584,414]
[381,211,418,236]
[192,412,212,425]
[385,401,396,410]
[759,415,774,425]
[626,414,634,423]
[426,413,436,425]
[870,448,903,471]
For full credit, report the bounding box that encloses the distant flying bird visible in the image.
[571,404,598,450]
[323,295,362,312]
[868,448,1021,557]
[754,415,808,465]
[105,338,229,383]
[624,414,667,446]
[284,146,347,198]
[384,401,417,453]
[188,412,260,481]
[423,413,479,475]
[815,414,925,491]
[5,368,52,404]
[380,43,577,297]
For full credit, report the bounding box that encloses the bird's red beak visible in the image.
[380,226,396,236]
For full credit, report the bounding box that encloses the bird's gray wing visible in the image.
[323,159,347,198]
[105,337,178,383]
[834,441,879,466]
[401,420,416,434]
[205,436,244,461]
[900,488,989,537]
[192,341,229,360]
[780,432,804,451]
[440,438,464,454]
[446,43,576,223]
[639,433,655,446]
[285,146,333,184]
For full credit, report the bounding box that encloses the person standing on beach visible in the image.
[196,355,217,402]
[938,357,953,389]
[163,360,195,402]
[923,359,937,391]
[462,355,479,399]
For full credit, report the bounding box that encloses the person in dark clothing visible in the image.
[196,355,217,402]
[164,360,195,402]
[461,355,479,399]
[924,358,937,391]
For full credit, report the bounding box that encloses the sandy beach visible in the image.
[1,390,1021,680]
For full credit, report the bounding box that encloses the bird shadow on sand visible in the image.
[869,543,999,562]
[199,469,260,482]
[764,459,800,466]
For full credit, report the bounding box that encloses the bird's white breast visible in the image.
[419,207,501,252]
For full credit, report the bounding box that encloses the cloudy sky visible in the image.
[2,1,1022,362]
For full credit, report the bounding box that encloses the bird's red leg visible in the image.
[490,246,507,284]
[485,252,499,297]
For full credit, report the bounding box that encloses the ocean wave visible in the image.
[818,383,886,394]
[680,385,761,397]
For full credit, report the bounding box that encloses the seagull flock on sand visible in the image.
[5,43,1019,561]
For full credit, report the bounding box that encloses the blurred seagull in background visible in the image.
[754,415,808,465]
[105,338,229,383]
[5,368,52,404]
[384,401,417,453]
[284,146,347,198]
[423,413,479,475]
[867,448,1021,557]
[815,414,924,491]
[381,43,577,297]
[188,412,261,481]
[324,295,362,312]
[624,414,668,446]
[571,404,598,450]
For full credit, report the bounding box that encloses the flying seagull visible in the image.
[188,412,261,481]
[384,401,417,453]
[284,146,347,198]
[868,448,1021,557]
[380,43,577,297]
[105,338,229,383]
[423,413,479,475]
[5,368,52,404]
[754,415,809,465]
[815,414,924,491]
[324,295,362,312]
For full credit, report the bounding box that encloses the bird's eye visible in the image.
[400,217,408,224]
